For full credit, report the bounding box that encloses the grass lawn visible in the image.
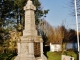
[47,52,61,60]
[63,51,77,60]
[47,51,77,60]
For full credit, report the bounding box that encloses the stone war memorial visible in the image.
[14,0,47,60]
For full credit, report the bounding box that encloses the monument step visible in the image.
[36,57,42,60]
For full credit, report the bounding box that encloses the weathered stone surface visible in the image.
[14,0,47,60]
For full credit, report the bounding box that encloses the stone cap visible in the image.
[24,0,36,10]
[27,0,32,5]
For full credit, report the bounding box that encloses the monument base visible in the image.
[14,55,36,60]
[36,54,47,60]
[14,37,47,60]
[14,54,47,60]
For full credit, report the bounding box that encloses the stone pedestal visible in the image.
[15,36,47,60]
[14,0,47,60]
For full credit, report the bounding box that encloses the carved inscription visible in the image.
[26,15,31,24]
[34,42,41,57]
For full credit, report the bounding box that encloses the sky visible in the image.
[40,0,80,30]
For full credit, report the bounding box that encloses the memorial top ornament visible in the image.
[24,0,36,10]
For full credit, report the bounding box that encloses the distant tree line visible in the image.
[39,19,78,45]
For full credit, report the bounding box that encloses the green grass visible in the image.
[47,52,61,60]
[47,51,77,60]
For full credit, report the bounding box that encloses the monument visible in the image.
[14,0,47,60]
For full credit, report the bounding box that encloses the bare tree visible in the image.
[38,19,68,45]
[70,0,80,16]
[38,18,55,44]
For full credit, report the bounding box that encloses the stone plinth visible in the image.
[15,35,47,60]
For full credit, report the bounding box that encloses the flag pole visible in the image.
[74,0,79,60]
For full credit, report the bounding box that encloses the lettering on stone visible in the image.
[26,15,31,24]
[34,42,41,57]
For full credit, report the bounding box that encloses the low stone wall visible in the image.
[62,55,74,60]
